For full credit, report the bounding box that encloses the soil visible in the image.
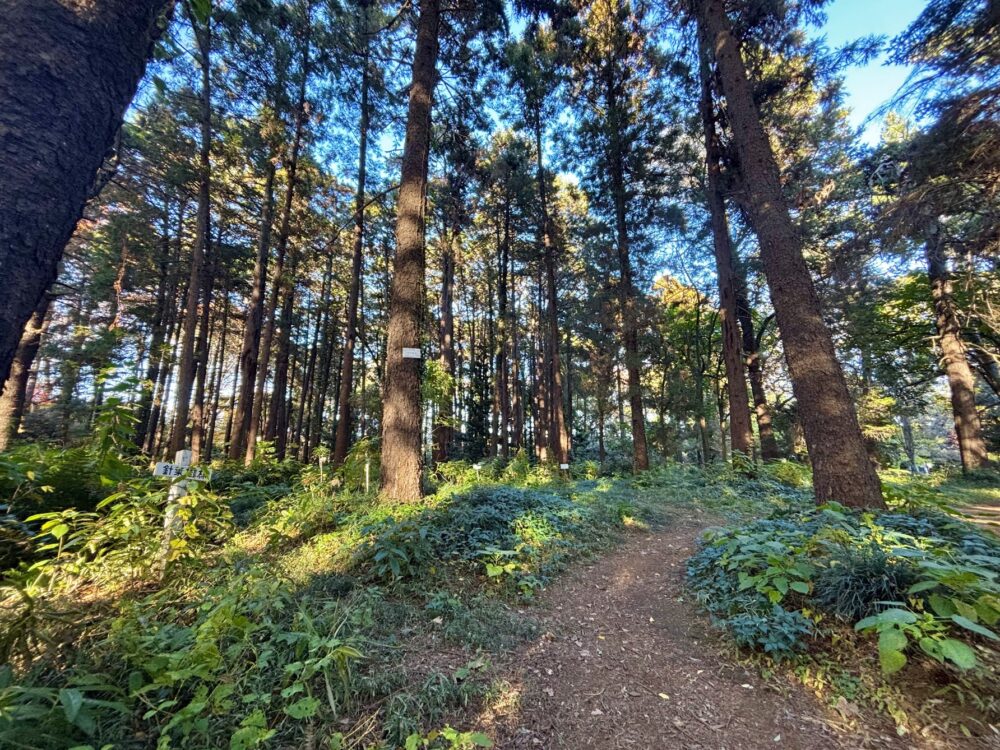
[470,522,974,750]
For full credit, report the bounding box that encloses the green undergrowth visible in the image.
[687,489,1000,739]
[0,453,687,750]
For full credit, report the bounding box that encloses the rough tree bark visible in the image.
[0,0,170,390]
[606,77,650,472]
[697,0,884,507]
[0,296,50,451]
[698,40,753,459]
[734,278,780,460]
[380,0,440,501]
[533,106,570,467]
[333,33,371,467]
[229,160,275,459]
[926,231,990,471]
[170,2,212,456]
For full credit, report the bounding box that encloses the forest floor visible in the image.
[466,519,975,750]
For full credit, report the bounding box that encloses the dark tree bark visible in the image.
[433,228,456,463]
[604,61,649,472]
[135,208,174,451]
[533,107,570,467]
[333,38,371,467]
[697,0,883,507]
[698,41,753,459]
[0,295,50,451]
[229,159,275,459]
[926,232,990,471]
[170,3,212,456]
[380,0,440,501]
[0,0,170,390]
[734,279,780,460]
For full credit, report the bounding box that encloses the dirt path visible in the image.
[477,523,918,750]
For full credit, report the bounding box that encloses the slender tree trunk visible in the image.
[135,209,172,450]
[380,0,440,501]
[190,245,216,462]
[697,0,883,507]
[205,278,230,457]
[333,42,370,466]
[0,295,50,451]
[229,159,275,459]
[734,279,780,461]
[900,415,917,472]
[604,64,649,471]
[926,232,990,471]
[433,229,456,462]
[698,43,753,459]
[534,110,570,466]
[0,0,170,388]
[170,6,212,456]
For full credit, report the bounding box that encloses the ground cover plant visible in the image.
[686,473,1000,737]
[0,448,670,750]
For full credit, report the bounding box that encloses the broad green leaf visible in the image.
[789,581,810,594]
[470,733,494,747]
[879,648,907,675]
[951,615,999,641]
[928,594,955,617]
[878,608,917,625]
[60,688,84,723]
[939,638,976,669]
[879,627,907,654]
[907,580,938,594]
[283,696,320,719]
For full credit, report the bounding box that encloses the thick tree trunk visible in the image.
[0,0,170,389]
[170,6,212,456]
[380,0,440,501]
[0,296,50,451]
[926,233,990,471]
[333,45,370,467]
[698,45,753,459]
[698,0,883,507]
[229,160,275,459]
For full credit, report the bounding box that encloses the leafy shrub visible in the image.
[812,543,918,621]
[687,505,1000,674]
[761,459,811,488]
[726,605,813,659]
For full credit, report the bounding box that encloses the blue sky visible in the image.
[816,0,925,141]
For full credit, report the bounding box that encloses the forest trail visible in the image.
[476,523,918,750]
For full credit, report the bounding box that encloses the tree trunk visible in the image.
[734,278,780,460]
[170,5,212,456]
[0,0,169,389]
[0,295,50,451]
[534,109,570,466]
[605,62,649,472]
[333,41,370,467]
[697,0,884,507]
[433,229,456,463]
[698,42,753,459]
[926,232,990,471]
[380,0,440,501]
[229,159,275,459]
[246,88,308,464]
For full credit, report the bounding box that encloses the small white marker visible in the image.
[559,463,569,470]
[401,347,421,359]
